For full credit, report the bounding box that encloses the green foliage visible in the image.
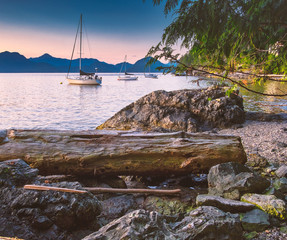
[225,84,238,97]
[148,0,287,75]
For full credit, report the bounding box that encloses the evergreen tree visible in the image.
[146,0,287,96]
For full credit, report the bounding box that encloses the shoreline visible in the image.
[217,112,287,165]
[0,111,286,239]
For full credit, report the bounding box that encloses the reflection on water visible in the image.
[0,73,286,131]
[239,80,287,113]
[0,73,206,130]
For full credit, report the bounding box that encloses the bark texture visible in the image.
[0,129,247,176]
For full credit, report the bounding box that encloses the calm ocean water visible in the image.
[0,73,286,131]
[0,73,206,130]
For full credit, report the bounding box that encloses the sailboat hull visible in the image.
[117,76,138,81]
[145,74,158,79]
[67,77,102,85]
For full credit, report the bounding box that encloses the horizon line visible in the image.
[0,50,168,65]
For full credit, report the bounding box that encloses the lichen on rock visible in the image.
[241,193,287,220]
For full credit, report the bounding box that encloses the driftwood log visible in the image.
[0,129,247,176]
[24,184,181,195]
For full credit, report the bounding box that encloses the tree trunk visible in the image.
[0,129,247,177]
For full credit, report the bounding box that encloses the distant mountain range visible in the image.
[0,51,169,73]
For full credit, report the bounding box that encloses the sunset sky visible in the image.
[0,0,175,64]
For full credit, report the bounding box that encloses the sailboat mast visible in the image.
[79,14,82,71]
[124,55,127,73]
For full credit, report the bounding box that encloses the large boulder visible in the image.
[83,207,243,240]
[97,87,245,132]
[208,162,270,200]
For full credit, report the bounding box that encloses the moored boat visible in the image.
[144,73,158,79]
[118,75,138,81]
[66,14,102,85]
[117,55,138,81]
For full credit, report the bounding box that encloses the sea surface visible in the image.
[0,73,286,131]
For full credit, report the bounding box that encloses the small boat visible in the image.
[118,75,138,81]
[118,55,138,81]
[66,14,102,85]
[144,58,158,79]
[144,73,158,79]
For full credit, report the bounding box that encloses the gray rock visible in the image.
[83,206,243,240]
[246,152,269,170]
[97,87,245,132]
[0,159,39,187]
[32,215,53,230]
[0,129,7,143]
[208,162,270,200]
[0,181,102,240]
[241,209,270,232]
[196,194,255,213]
[83,209,176,240]
[10,181,102,230]
[265,187,286,200]
[273,177,287,193]
[241,194,287,220]
[99,194,137,225]
[172,206,243,240]
[144,195,191,217]
[276,165,287,178]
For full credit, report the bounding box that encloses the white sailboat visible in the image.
[117,55,138,81]
[144,58,158,79]
[144,71,158,79]
[145,73,158,78]
[66,14,102,85]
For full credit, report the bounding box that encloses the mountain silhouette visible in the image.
[0,51,58,72]
[0,51,169,73]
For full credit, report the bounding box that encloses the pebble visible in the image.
[218,121,287,164]
[218,119,287,239]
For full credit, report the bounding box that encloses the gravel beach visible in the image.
[217,113,287,240]
[217,116,287,165]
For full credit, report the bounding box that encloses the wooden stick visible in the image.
[0,237,24,240]
[24,185,87,194]
[24,184,181,195]
[84,187,181,195]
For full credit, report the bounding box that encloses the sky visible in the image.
[0,0,175,64]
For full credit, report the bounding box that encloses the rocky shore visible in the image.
[218,115,287,165]
[0,86,286,240]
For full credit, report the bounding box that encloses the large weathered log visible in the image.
[0,129,247,176]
